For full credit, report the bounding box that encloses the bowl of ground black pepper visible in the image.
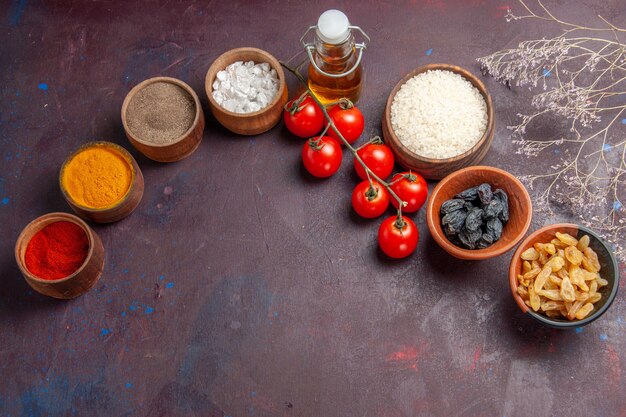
[122,76,205,162]
[15,212,105,299]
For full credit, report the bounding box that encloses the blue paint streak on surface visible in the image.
[165,282,174,288]
[129,303,138,311]
[614,200,622,210]
[599,333,608,341]
[575,327,583,334]
[125,382,132,389]
[273,311,278,317]
[622,118,626,124]
[159,275,165,281]
[1,197,9,205]
[121,311,126,317]
[542,68,551,77]
[603,144,612,152]
[100,328,111,336]
[144,306,154,314]
[8,0,27,26]
[37,83,48,91]
[425,48,433,56]
[251,391,257,397]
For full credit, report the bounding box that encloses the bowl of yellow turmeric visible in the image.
[59,141,144,223]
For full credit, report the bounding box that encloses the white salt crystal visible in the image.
[212,60,280,114]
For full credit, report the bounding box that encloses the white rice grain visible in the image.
[390,69,488,159]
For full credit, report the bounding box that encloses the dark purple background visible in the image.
[1,1,624,416]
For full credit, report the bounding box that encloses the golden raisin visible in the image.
[560,277,576,302]
[556,232,579,246]
[577,234,590,251]
[564,246,583,266]
[521,247,539,261]
[575,303,594,320]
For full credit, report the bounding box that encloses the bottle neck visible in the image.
[313,33,355,63]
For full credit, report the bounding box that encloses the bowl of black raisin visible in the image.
[426,166,532,260]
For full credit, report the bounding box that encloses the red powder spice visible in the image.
[24,221,89,280]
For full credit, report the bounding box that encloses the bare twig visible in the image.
[479,0,626,261]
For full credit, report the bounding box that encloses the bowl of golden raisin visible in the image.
[509,223,619,328]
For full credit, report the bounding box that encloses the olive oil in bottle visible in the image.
[303,10,368,105]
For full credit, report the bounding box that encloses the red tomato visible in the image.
[389,172,428,213]
[351,180,389,219]
[326,103,364,144]
[302,136,342,178]
[378,216,419,259]
[284,95,324,138]
[354,143,395,181]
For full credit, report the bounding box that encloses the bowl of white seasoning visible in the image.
[205,47,288,136]
[382,64,495,180]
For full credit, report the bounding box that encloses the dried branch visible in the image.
[478,0,626,261]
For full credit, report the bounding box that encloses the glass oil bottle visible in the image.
[301,10,369,105]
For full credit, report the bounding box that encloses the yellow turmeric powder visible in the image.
[61,144,133,209]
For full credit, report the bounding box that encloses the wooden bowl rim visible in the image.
[59,141,140,213]
[508,223,620,328]
[383,63,494,164]
[15,212,97,283]
[204,47,287,118]
[426,165,533,260]
[121,76,203,148]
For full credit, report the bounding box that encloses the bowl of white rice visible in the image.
[382,64,494,180]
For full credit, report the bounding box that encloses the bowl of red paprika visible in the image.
[15,212,105,299]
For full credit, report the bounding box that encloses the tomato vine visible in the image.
[280,62,408,221]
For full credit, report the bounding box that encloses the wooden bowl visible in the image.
[60,141,144,223]
[122,76,205,162]
[14,212,105,299]
[509,224,619,328]
[205,47,288,135]
[426,165,532,260]
[382,63,495,180]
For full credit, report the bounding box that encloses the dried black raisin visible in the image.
[493,189,509,223]
[486,218,503,240]
[484,199,503,219]
[458,228,482,249]
[442,210,467,235]
[478,183,493,205]
[455,187,478,201]
[440,199,465,216]
[464,207,484,231]
[477,232,494,249]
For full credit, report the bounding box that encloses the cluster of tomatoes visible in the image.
[283,93,428,259]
